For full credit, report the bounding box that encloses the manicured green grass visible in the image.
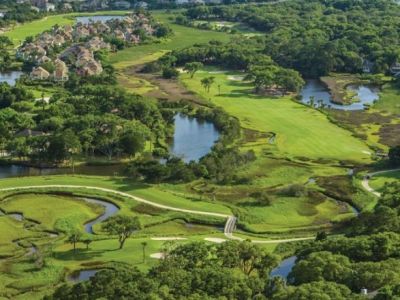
[369,170,400,191]
[236,196,354,233]
[373,83,400,115]
[3,11,129,46]
[110,12,232,69]
[4,15,74,46]
[0,175,232,215]
[0,194,102,232]
[181,69,372,164]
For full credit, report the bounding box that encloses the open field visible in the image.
[181,69,372,164]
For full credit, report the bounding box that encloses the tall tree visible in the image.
[184,62,203,78]
[201,76,215,92]
[102,215,141,249]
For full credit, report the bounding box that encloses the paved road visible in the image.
[0,184,313,243]
[361,169,400,197]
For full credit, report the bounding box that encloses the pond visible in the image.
[69,269,99,282]
[300,79,380,111]
[0,71,24,86]
[76,15,125,24]
[81,198,119,234]
[169,113,220,163]
[270,256,297,279]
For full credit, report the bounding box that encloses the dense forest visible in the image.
[0,77,168,164]
[0,1,44,27]
[182,0,400,76]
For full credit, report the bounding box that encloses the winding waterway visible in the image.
[300,80,379,111]
[81,198,119,234]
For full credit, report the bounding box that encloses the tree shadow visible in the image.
[53,248,104,261]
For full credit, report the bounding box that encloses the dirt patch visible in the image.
[378,123,400,147]
[316,175,357,206]
[123,64,209,106]
[328,110,392,127]
[242,128,270,143]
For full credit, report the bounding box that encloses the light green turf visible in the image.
[369,170,400,191]
[236,196,354,233]
[181,69,372,163]
[0,175,232,215]
[3,11,129,46]
[0,217,33,256]
[0,194,102,232]
[110,12,232,69]
[373,83,400,115]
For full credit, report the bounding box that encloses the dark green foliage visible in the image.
[388,146,400,166]
[0,84,168,163]
[162,67,180,79]
[185,0,400,76]
[47,241,281,299]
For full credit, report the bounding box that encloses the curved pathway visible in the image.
[361,169,400,197]
[0,185,313,244]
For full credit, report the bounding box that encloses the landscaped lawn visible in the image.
[109,12,232,69]
[373,83,400,115]
[369,170,400,191]
[181,69,372,164]
[3,11,129,46]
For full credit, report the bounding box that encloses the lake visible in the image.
[0,71,24,86]
[301,79,380,111]
[270,256,297,279]
[76,15,125,24]
[169,113,220,162]
[69,269,99,282]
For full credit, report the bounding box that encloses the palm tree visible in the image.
[141,241,148,263]
[201,76,215,93]
[67,231,82,253]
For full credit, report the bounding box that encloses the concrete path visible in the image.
[361,169,400,197]
[0,185,313,244]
